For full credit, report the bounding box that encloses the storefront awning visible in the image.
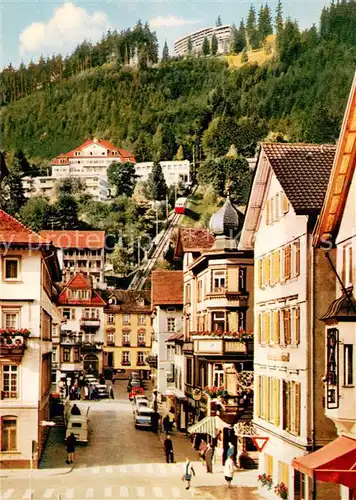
[164,388,186,400]
[187,416,230,437]
[292,435,356,489]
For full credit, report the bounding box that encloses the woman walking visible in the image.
[66,433,76,465]
[182,457,195,490]
[224,455,235,488]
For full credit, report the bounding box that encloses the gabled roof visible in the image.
[239,142,336,250]
[174,227,215,260]
[0,209,48,246]
[66,273,92,290]
[105,290,151,313]
[151,270,183,306]
[314,73,356,246]
[40,230,105,249]
[54,138,136,162]
[57,273,106,306]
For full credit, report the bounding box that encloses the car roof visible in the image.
[68,416,88,423]
[137,407,154,414]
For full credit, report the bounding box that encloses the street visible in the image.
[0,381,258,500]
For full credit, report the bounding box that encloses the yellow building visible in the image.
[103,290,153,379]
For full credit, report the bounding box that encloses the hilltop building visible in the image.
[239,142,339,499]
[135,160,191,187]
[22,138,136,202]
[0,210,61,467]
[40,230,106,289]
[174,25,233,56]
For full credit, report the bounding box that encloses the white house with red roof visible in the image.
[40,230,106,289]
[0,209,61,467]
[57,273,106,378]
[22,138,136,202]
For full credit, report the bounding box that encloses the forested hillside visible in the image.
[1,0,356,167]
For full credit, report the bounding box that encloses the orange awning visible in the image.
[292,436,356,489]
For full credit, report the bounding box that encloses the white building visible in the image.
[296,76,356,500]
[22,138,136,202]
[239,142,339,499]
[174,25,233,56]
[151,271,183,397]
[135,160,191,187]
[0,209,61,467]
[40,230,106,289]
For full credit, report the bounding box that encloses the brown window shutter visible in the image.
[257,313,261,344]
[265,255,271,286]
[284,309,291,344]
[295,382,301,435]
[282,380,289,430]
[295,307,300,345]
[266,199,271,225]
[257,259,262,289]
[71,308,76,320]
[255,375,260,418]
[273,310,280,345]
[282,193,290,214]
[294,240,300,276]
[342,245,347,284]
[265,311,271,344]
[348,246,353,284]
[284,245,291,280]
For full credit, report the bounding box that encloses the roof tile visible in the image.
[151,271,183,306]
[40,230,105,249]
[0,209,47,246]
[180,228,215,251]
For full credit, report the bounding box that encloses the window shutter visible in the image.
[295,307,300,345]
[256,313,261,344]
[295,383,301,436]
[274,379,280,427]
[71,309,76,320]
[284,309,291,345]
[264,255,271,286]
[266,199,271,225]
[294,240,300,276]
[263,376,268,420]
[257,259,262,289]
[283,381,291,431]
[284,245,291,280]
[342,246,347,284]
[348,246,353,285]
[282,193,290,214]
[264,312,271,344]
[273,310,280,345]
[255,375,260,418]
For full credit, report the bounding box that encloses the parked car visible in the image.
[127,379,142,392]
[134,407,154,429]
[66,415,89,443]
[132,397,150,413]
[132,395,149,406]
[86,375,98,386]
[129,386,144,400]
[96,384,109,398]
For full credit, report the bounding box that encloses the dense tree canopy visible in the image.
[107,162,137,197]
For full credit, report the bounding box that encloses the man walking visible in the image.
[205,442,213,473]
[164,435,174,463]
[65,433,76,465]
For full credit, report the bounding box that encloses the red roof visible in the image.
[53,138,135,163]
[66,273,92,290]
[151,271,183,306]
[58,273,106,306]
[40,230,105,249]
[174,227,215,260]
[0,209,47,246]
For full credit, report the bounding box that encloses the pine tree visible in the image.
[187,37,193,55]
[246,5,260,49]
[241,48,249,63]
[275,0,284,33]
[216,15,223,27]
[147,162,167,201]
[258,4,273,42]
[234,20,246,53]
[175,145,184,161]
[202,37,210,56]
[162,40,169,62]
[211,34,218,55]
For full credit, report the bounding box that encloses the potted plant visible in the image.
[274,482,288,499]
[257,473,273,490]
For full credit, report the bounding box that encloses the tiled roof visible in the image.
[0,209,47,246]
[40,230,105,249]
[58,273,106,306]
[66,273,92,290]
[105,290,151,313]
[151,271,183,305]
[262,143,337,213]
[166,332,184,342]
[180,228,215,251]
[54,139,136,162]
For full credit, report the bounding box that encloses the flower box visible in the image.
[258,473,273,490]
[122,361,131,366]
[275,482,288,499]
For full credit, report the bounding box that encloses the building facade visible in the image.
[151,271,184,396]
[40,230,106,289]
[57,274,106,378]
[0,210,61,467]
[174,25,233,56]
[240,143,339,499]
[135,160,191,187]
[103,290,153,378]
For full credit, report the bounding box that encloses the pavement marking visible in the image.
[158,464,167,474]
[2,489,14,499]
[43,488,55,498]
[21,490,33,499]
[152,487,164,498]
[85,488,94,498]
[136,487,145,498]
[119,465,127,473]
[92,466,100,474]
[146,463,154,473]
[64,488,74,499]
[133,464,140,473]
[119,486,129,497]
[105,466,113,474]
[104,486,112,498]
[171,488,181,498]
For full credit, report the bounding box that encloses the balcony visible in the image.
[191,331,253,356]
[145,354,158,368]
[183,341,193,353]
[122,341,131,347]
[0,328,30,361]
[205,290,249,308]
[80,318,100,329]
[107,341,115,347]
[81,341,103,353]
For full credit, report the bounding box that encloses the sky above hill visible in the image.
[1,0,332,68]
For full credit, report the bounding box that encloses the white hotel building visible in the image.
[22,138,136,202]
[135,160,191,187]
[174,25,233,56]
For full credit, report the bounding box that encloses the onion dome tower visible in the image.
[209,195,242,249]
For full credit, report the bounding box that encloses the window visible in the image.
[294,471,306,500]
[343,245,353,287]
[2,366,18,399]
[107,314,114,324]
[292,240,301,277]
[122,331,130,346]
[238,267,246,292]
[212,312,226,333]
[186,358,193,385]
[283,245,291,280]
[3,311,19,329]
[197,280,203,302]
[265,454,273,477]
[213,364,224,387]
[107,331,114,344]
[4,258,20,280]
[63,348,70,362]
[213,270,226,292]
[263,255,271,286]
[282,309,291,345]
[344,345,353,386]
[137,352,145,364]
[73,348,80,363]
[278,461,289,488]
[122,351,130,364]
[291,307,300,345]
[282,380,301,435]
[167,345,174,361]
[273,310,280,345]
[272,250,281,285]
[52,347,57,363]
[63,308,75,320]
[167,318,176,333]
[138,315,146,326]
[238,311,246,331]
[138,332,145,346]
[1,417,17,451]
[123,314,130,325]
[185,284,191,304]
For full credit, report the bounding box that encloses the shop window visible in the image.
[1,417,17,451]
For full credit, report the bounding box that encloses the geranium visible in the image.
[274,482,288,499]
[257,473,273,490]
[0,328,31,337]
[204,385,230,399]
[191,330,253,341]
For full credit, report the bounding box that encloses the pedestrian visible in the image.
[71,403,81,415]
[163,414,170,434]
[110,387,115,399]
[227,441,235,462]
[182,457,195,490]
[224,455,235,488]
[205,442,213,473]
[92,387,99,401]
[66,433,76,464]
[199,439,207,461]
[164,435,174,463]
[88,383,93,400]
[151,411,159,433]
